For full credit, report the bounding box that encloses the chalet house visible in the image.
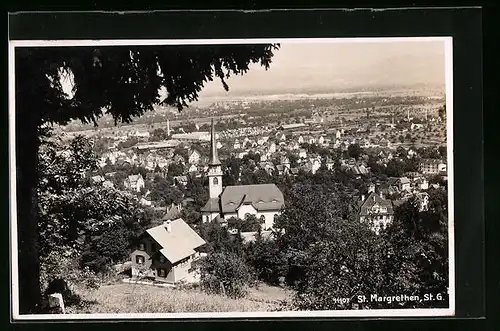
[124,174,145,193]
[358,192,395,235]
[298,149,307,159]
[188,149,202,165]
[290,167,299,176]
[318,136,325,145]
[130,219,206,284]
[297,136,304,144]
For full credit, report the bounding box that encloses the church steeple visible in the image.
[207,118,223,199]
[208,118,221,166]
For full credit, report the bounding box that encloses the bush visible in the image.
[40,247,103,306]
[245,236,288,285]
[197,251,254,299]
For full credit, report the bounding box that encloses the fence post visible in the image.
[220,281,226,296]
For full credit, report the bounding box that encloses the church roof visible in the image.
[220,184,284,213]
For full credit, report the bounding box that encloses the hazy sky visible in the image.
[196,39,446,99]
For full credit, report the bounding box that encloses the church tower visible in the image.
[207,118,223,199]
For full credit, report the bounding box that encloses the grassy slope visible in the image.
[68,282,292,314]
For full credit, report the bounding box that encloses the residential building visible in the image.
[397,177,411,192]
[130,219,206,284]
[188,149,201,165]
[298,149,307,159]
[124,174,145,192]
[419,159,447,174]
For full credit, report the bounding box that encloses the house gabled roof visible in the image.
[359,192,394,216]
[162,204,182,221]
[146,219,206,264]
[399,176,411,184]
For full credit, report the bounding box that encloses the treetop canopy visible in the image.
[15,44,279,126]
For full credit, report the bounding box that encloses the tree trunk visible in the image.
[15,104,41,314]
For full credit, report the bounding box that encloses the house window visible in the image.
[213,177,219,185]
[138,243,145,251]
[158,268,166,277]
[159,255,165,263]
[136,255,145,265]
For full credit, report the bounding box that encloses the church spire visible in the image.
[208,118,221,165]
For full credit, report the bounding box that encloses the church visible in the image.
[200,120,284,230]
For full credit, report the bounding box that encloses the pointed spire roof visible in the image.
[208,118,221,166]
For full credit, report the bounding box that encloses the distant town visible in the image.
[56,93,447,215]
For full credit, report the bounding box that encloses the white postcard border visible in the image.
[9,36,455,320]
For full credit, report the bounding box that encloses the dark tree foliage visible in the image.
[196,251,254,299]
[149,177,184,206]
[197,221,245,256]
[226,214,264,232]
[16,43,278,313]
[245,235,288,285]
[381,188,449,307]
